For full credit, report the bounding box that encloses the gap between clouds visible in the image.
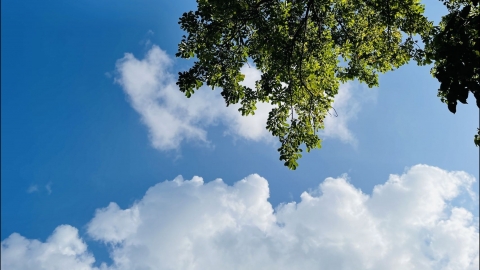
[114,45,374,152]
[2,164,478,270]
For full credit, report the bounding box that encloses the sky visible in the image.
[1,0,479,269]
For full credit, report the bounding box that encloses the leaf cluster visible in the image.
[424,1,479,145]
[176,0,434,169]
[424,0,479,112]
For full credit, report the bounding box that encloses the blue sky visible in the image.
[1,1,479,269]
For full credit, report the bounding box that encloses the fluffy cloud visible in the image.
[1,225,101,270]
[114,45,273,151]
[2,165,478,270]
[114,45,367,151]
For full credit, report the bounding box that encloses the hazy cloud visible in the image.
[320,84,377,146]
[45,182,52,195]
[26,185,39,194]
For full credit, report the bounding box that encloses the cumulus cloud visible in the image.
[1,225,101,270]
[88,203,140,244]
[114,45,367,151]
[2,164,478,269]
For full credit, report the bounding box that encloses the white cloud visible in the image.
[115,45,368,152]
[226,64,274,142]
[114,46,273,151]
[1,225,101,270]
[3,164,478,269]
[87,202,140,244]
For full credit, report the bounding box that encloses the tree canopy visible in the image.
[423,0,479,146]
[176,0,479,169]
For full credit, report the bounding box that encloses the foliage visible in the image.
[176,0,432,169]
[424,0,479,146]
[475,128,480,146]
